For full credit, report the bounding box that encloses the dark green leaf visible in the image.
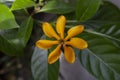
[31,47,59,80]
[10,0,35,10]
[40,0,76,14]
[17,16,33,47]
[77,32,120,80]
[48,60,59,80]
[63,2,120,28]
[31,47,48,80]
[76,0,101,21]
[84,2,120,28]
[0,29,23,56]
[0,16,33,56]
[76,2,120,78]
[91,2,120,24]
[13,9,30,25]
[0,4,19,30]
[97,25,120,47]
[0,29,17,40]
[84,2,120,47]
[48,45,59,80]
[85,27,120,47]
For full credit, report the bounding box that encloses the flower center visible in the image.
[58,39,66,52]
[59,39,65,45]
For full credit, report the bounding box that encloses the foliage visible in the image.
[0,0,120,80]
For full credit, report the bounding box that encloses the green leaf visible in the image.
[11,0,35,10]
[85,27,120,47]
[91,2,120,24]
[0,29,23,56]
[31,47,59,80]
[99,25,120,47]
[84,2,120,47]
[64,2,120,28]
[79,2,120,47]
[17,16,33,47]
[77,32,120,80]
[76,2,120,78]
[31,47,48,80]
[40,0,76,14]
[84,2,120,28]
[76,0,101,21]
[48,61,59,80]
[0,17,33,56]
[0,4,19,30]
[13,9,30,25]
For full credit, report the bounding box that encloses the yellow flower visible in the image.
[36,15,88,64]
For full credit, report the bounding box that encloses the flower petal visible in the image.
[36,40,59,49]
[56,15,66,39]
[65,25,84,41]
[48,45,61,64]
[43,22,60,40]
[66,37,88,49]
[64,46,75,64]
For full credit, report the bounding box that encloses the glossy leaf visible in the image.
[13,9,29,25]
[0,16,33,56]
[85,2,120,28]
[61,2,120,27]
[48,59,59,80]
[85,27,120,48]
[31,47,59,80]
[98,25,120,47]
[17,16,33,47]
[31,47,48,80]
[76,2,120,79]
[40,0,76,14]
[91,2,120,24]
[0,4,19,30]
[77,32,120,80]
[76,0,101,21]
[11,0,35,10]
[84,2,120,47]
[0,29,23,56]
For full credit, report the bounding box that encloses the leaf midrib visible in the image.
[85,29,120,42]
[87,48,120,77]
